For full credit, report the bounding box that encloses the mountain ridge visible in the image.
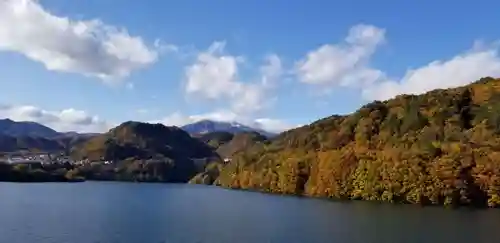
[69,121,219,182]
[192,76,500,208]
[0,119,100,152]
[197,131,269,158]
[0,118,60,138]
[181,119,276,138]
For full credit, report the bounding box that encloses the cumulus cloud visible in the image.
[178,43,290,132]
[296,24,385,87]
[185,41,240,98]
[0,0,166,81]
[184,41,282,115]
[363,45,500,100]
[0,104,112,133]
[297,24,500,102]
[185,42,241,98]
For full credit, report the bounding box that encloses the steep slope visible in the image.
[0,134,65,152]
[189,131,268,184]
[71,121,219,182]
[0,119,59,138]
[181,120,275,137]
[198,77,500,207]
[197,131,235,148]
[0,119,98,152]
[0,132,96,153]
[53,133,98,150]
[196,131,269,158]
[215,132,269,158]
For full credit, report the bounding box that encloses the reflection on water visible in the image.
[1,182,500,243]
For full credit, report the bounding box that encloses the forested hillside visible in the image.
[0,118,60,138]
[194,77,500,207]
[189,131,268,184]
[70,121,219,182]
[198,131,269,158]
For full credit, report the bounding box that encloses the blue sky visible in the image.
[1,0,500,133]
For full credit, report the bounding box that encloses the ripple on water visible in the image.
[1,182,500,243]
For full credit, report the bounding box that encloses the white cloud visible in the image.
[296,24,500,102]
[296,24,385,87]
[150,112,192,127]
[178,43,289,133]
[189,110,240,123]
[260,54,283,87]
[150,111,294,133]
[363,46,500,100]
[251,118,297,133]
[0,104,112,133]
[0,0,165,81]
[150,110,239,127]
[184,42,283,115]
[185,41,242,98]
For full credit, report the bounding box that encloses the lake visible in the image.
[1,182,500,243]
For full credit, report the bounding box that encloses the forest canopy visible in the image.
[193,77,500,208]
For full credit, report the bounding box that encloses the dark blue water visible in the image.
[1,182,500,243]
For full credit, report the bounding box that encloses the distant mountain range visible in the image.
[0,119,276,139]
[0,119,99,152]
[0,119,98,139]
[0,118,275,139]
[0,118,275,153]
[180,120,275,138]
[0,118,60,138]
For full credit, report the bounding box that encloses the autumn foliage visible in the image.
[198,77,500,207]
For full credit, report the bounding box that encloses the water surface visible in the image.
[1,182,499,243]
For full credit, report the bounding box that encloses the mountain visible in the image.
[197,131,235,148]
[0,119,98,152]
[181,120,275,138]
[197,131,269,158]
[0,119,60,138]
[191,77,500,208]
[0,133,98,153]
[70,121,219,182]
[216,132,268,158]
[0,134,65,152]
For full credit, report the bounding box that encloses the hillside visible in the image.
[181,120,275,138]
[0,119,98,152]
[0,119,60,138]
[71,121,219,182]
[192,77,500,208]
[0,134,64,152]
[189,131,269,185]
[54,133,98,152]
[0,133,96,153]
[215,132,269,158]
[197,131,235,148]
[197,131,269,158]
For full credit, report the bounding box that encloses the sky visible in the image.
[1,0,500,133]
